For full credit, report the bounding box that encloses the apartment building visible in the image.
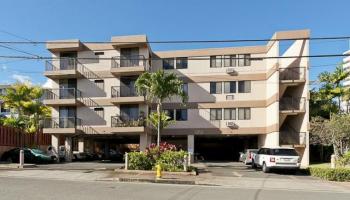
[43,30,309,166]
[0,85,11,118]
[341,49,350,112]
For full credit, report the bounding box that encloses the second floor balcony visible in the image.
[42,117,81,134]
[279,97,306,114]
[111,55,148,76]
[109,115,145,134]
[110,86,145,104]
[43,88,82,106]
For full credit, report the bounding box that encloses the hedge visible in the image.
[309,167,350,182]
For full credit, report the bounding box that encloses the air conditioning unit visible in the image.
[226,95,234,100]
[226,68,238,75]
[226,121,238,129]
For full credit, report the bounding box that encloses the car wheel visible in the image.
[262,162,270,173]
[251,160,257,169]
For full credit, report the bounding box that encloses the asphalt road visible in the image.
[0,177,349,200]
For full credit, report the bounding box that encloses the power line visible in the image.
[0,29,36,44]
[1,36,350,44]
[0,44,40,57]
[0,53,348,61]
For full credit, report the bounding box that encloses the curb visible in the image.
[116,177,196,185]
[114,169,197,176]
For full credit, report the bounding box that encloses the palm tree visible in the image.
[318,64,350,112]
[135,70,187,146]
[0,83,50,133]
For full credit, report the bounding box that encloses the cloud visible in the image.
[12,74,32,83]
[1,64,7,71]
[42,79,53,88]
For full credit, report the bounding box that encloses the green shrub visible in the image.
[337,152,350,167]
[127,152,153,170]
[309,167,350,182]
[156,150,187,172]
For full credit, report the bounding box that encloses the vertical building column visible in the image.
[187,135,195,163]
[140,133,152,151]
[78,138,84,153]
[258,132,279,147]
[65,136,72,162]
[51,134,59,152]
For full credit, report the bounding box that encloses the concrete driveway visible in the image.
[198,162,315,180]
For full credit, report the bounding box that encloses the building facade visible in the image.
[0,85,11,118]
[341,49,350,112]
[43,30,310,166]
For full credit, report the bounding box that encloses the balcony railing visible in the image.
[279,97,306,111]
[111,55,146,68]
[111,115,145,127]
[45,58,77,71]
[43,88,81,100]
[279,67,306,81]
[111,86,140,98]
[43,117,81,129]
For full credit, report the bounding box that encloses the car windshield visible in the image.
[31,149,45,155]
[270,149,298,156]
[250,150,258,153]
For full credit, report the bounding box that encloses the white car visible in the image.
[252,147,300,173]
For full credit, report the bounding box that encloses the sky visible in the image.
[0,0,349,88]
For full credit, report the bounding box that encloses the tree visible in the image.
[310,89,338,119]
[135,70,187,146]
[310,114,350,158]
[318,64,350,112]
[0,83,50,133]
[147,112,174,130]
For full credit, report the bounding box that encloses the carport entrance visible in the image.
[195,135,258,161]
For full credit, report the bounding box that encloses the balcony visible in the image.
[280,131,307,147]
[43,88,82,106]
[110,86,145,104]
[110,55,147,76]
[42,117,81,134]
[110,115,145,133]
[279,67,306,84]
[44,58,83,79]
[279,97,306,114]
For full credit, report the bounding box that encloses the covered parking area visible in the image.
[194,135,258,161]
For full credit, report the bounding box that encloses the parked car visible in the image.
[239,152,246,162]
[252,147,300,173]
[1,148,57,164]
[72,151,97,161]
[243,149,258,165]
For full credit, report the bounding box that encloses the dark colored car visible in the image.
[1,148,57,164]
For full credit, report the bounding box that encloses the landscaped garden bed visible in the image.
[123,142,197,174]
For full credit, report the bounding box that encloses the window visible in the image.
[224,55,236,67]
[224,108,236,120]
[176,57,188,69]
[176,109,188,121]
[244,54,251,66]
[237,54,245,66]
[94,79,104,90]
[238,108,251,120]
[210,108,222,120]
[224,81,236,93]
[210,56,222,68]
[210,82,222,94]
[237,54,251,66]
[94,52,104,56]
[238,81,251,93]
[182,83,188,95]
[163,58,174,69]
[94,107,104,118]
[164,109,175,121]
